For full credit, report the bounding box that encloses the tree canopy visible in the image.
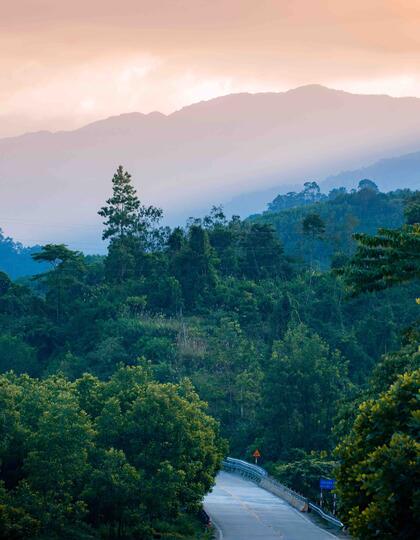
[343,225,420,295]
[0,167,418,538]
[0,366,224,539]
[336,370,419,540]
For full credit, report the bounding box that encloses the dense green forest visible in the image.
[0,367,222,539]
[251,179,409,268]
[0,166,419,539]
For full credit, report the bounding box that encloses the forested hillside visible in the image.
[250,180,410,268]
[0,167,418,539]
[0,229,47,278]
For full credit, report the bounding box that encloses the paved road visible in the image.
[204,472,337,540]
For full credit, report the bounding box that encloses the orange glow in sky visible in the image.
[2,1,420,137]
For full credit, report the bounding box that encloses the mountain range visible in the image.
[1,84,420,251]
[225,149,420,217]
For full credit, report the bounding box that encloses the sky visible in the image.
[1,0,420,138]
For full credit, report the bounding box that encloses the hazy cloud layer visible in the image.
[2,1,420,136]
[2,86,420,251]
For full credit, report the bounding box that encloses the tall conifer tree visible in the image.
[98,166,140,241]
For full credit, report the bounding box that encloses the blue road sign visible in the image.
[320,478,336,490]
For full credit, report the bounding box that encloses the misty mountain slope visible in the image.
[225,149,420,217]
[0,229,47,279]
[2,85,420,250]
[323,149,420,192]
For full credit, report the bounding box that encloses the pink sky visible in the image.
[2,1,420,137]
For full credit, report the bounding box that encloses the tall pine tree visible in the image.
[99,166,164,281]
[98,166,140,241]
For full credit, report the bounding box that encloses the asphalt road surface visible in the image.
[204,472,337,540]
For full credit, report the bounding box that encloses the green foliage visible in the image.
[0,335,38,376]
[172,225,218,309]
[268,181,326,211]
[335,211,420,537]
[188,317,263,452]
[253,184,409,268]
[302,213,326,238]
[98,166,164,283]
[369,333,420,395]
[241,223,291,280]
[0,271,11,295]
[269,451,336,502]
[302,213,326,269]
[343,224,420,294]
[261,324,349,458]
[32,244,86,322]
[0,367,224,539]
[358,179,379,192]
[336,370,420,539]
[404,191,420,225]
[1,168,419,537]
[98,166,141,241]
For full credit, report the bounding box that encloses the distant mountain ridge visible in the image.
[2,85,420,250]
[323,149,420,192]
[225,150,420,216]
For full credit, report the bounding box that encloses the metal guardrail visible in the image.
[222,457,344,529]
[308,502,344,528]
[223,457,268,481]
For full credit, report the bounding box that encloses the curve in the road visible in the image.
[204,471,337,540]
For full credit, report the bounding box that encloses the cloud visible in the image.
[1,1,420,136]
[332,75,420,98]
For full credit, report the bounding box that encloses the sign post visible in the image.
[319,478,336,510]
[319,478,336,490]
[252,449,261,465]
